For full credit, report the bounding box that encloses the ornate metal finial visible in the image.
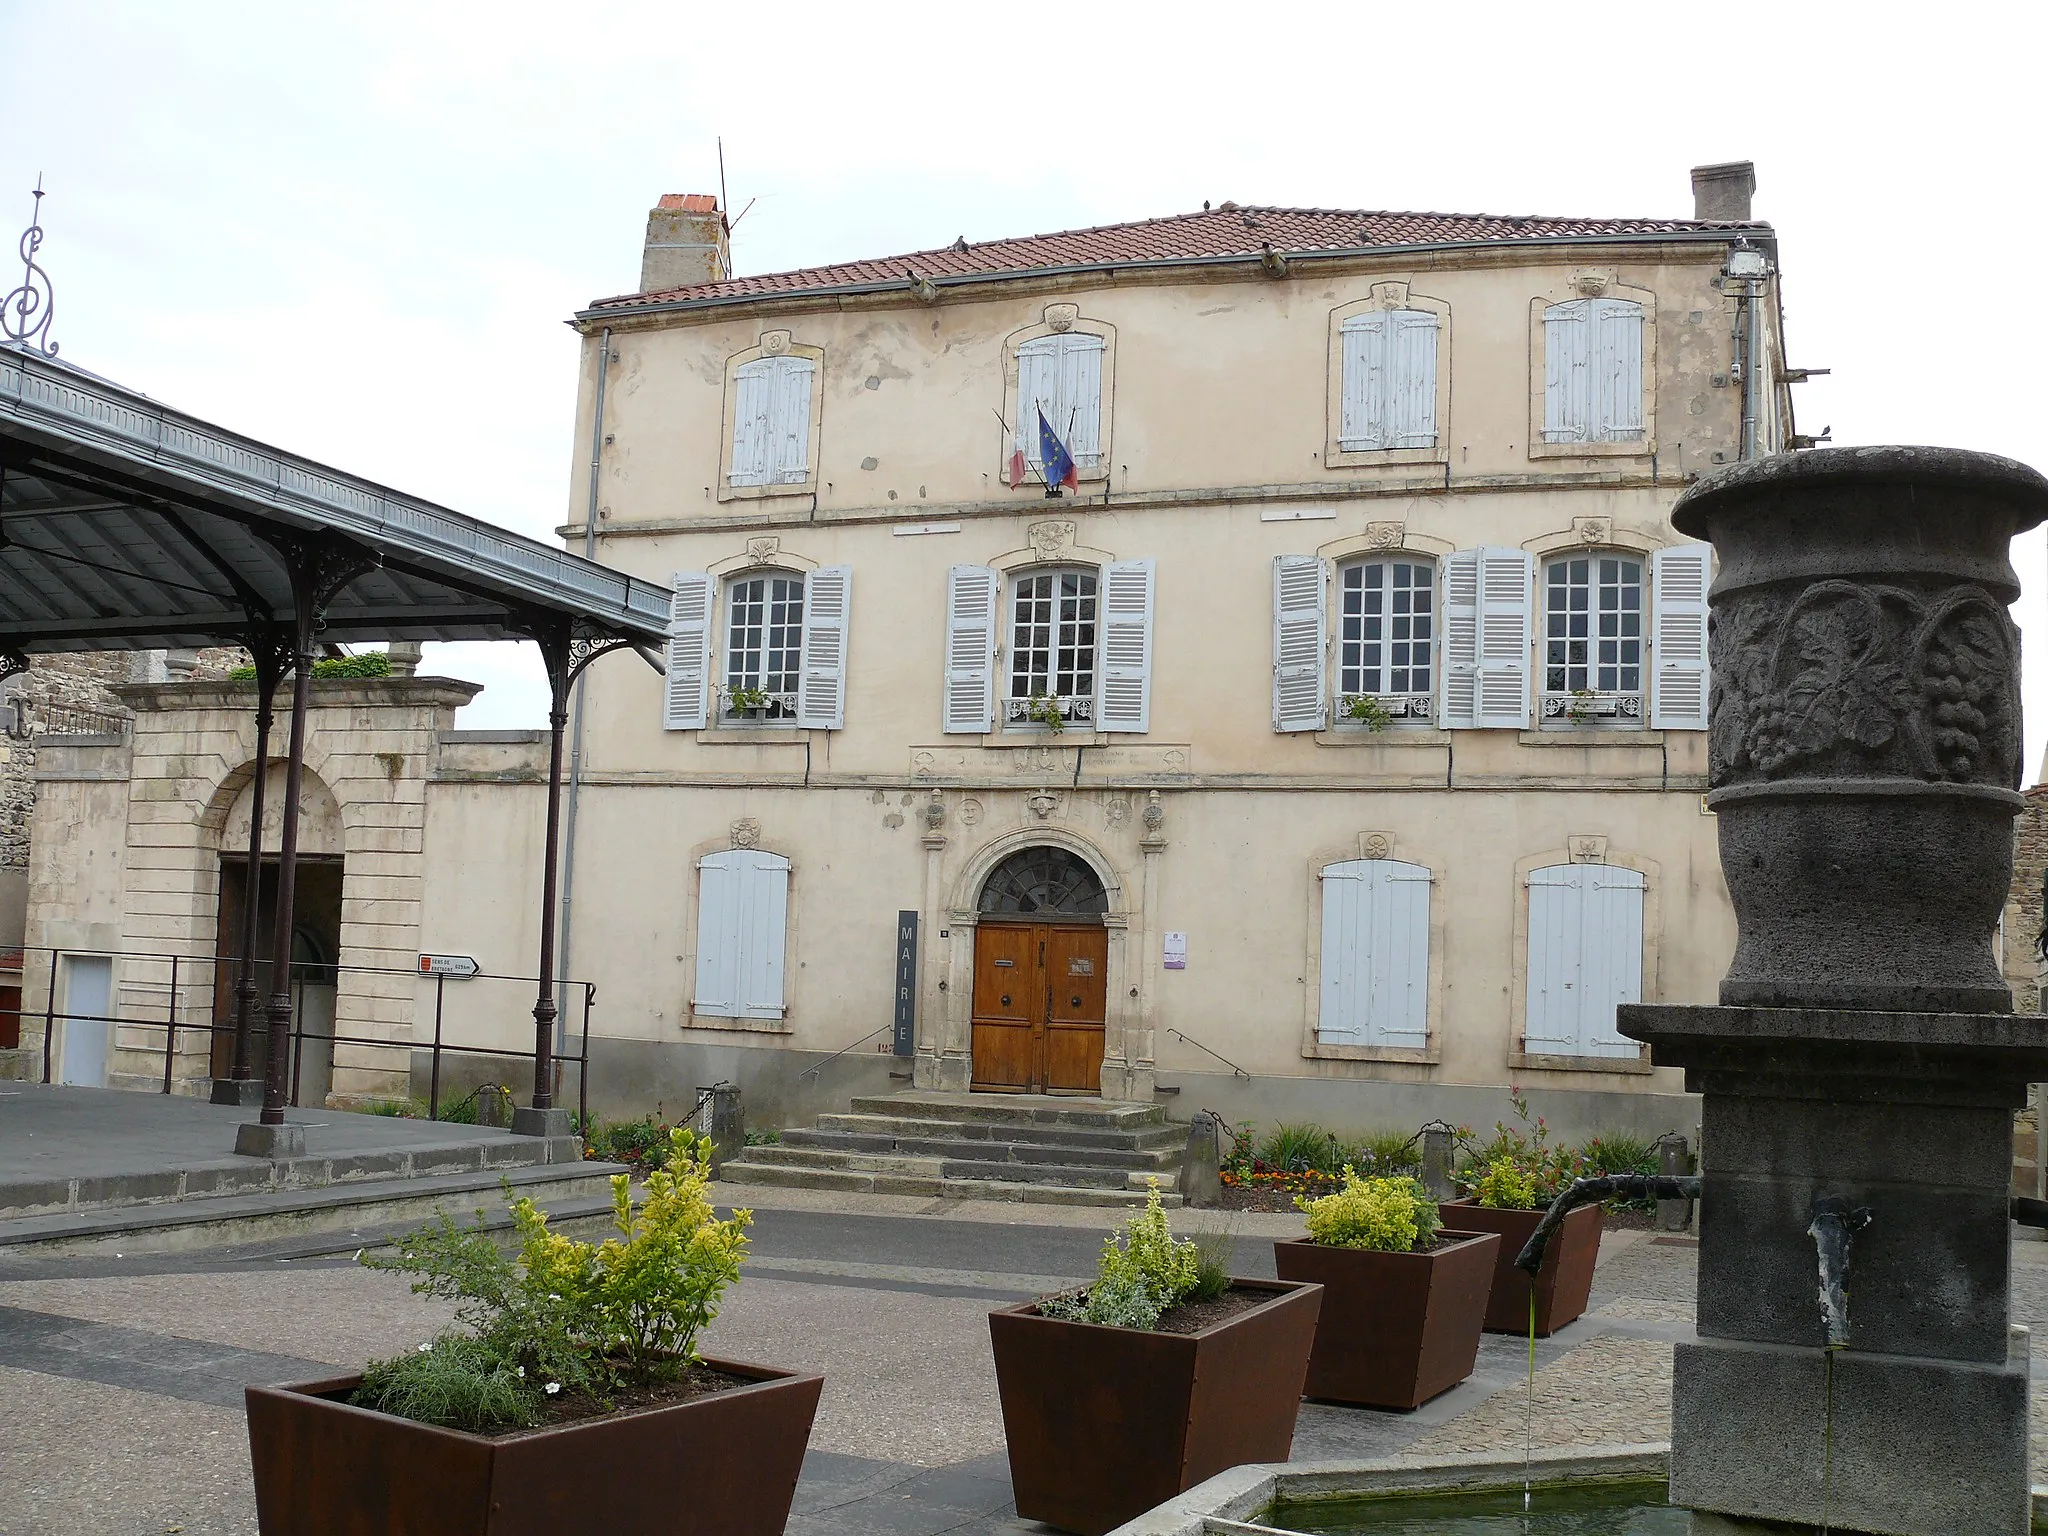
[3,177,57,357]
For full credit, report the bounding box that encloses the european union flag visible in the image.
[1037,408,1079,494]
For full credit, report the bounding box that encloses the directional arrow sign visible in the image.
[419,953,480,979]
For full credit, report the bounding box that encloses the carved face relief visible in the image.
[1027,790,1060,820]
[1370,281,1410,310]
[960,797,985,826]
[760,330,791,356]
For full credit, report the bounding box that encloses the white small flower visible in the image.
[548,1294,561,1303]
[416,1343,432,1353]
[544,1382,561,1396]
[516,1366,525,1378]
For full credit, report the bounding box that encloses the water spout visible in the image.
[1513,1174,1703,1274]
[1807,1195,1872,1348]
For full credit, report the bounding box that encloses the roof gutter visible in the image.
[572,225,1776,328]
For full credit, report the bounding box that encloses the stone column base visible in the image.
[233,1121,307,1159]
[511,1105,574,1139]
[1670,1331,2031,1536]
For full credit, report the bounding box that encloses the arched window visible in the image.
[722,570,804,722]
[1336,557,1435,724]
[1005,567,1097,728]
[978,846,1108,918]
[1541,553,1643,724]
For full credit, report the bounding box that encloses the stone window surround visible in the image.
[697,545,821,740]
[1298,829,1445,1066]
[1323,281,1453,471]
[1525,273,1659,461]
[1523,523,1666,736]
[680,829,798,1034]
[1317,528,1456,735]
[1506,843,1661,1075]
[989,528,1121,737]
[1000,308,1117,490]
[717,332,827,504]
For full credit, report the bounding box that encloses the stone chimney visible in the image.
[1691,161,1756,223]
[640,193,729,293]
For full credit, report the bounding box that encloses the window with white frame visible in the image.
[727,354,816,488]
[1337,558,1435,725]
[1014,332,1105,479]
[1007,568,1097,728]
[1523,863,1643,1058]
[1542,297,1645,445]
[1339,308,1439,451]
[1542,554,1644,724]
[694,848,789,1022]
[662,565,851,732]
[1318,858,1431,1049]
[722,571,805,722]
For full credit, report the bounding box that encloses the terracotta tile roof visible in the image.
[589,203,1759,311]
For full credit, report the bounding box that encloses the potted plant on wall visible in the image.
[1273,1169,1498,1410]
[988,1186,1322,1536]
[244,1129,821,1536]
[1440,1093,1603,1336]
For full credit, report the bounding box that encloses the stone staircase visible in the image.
[719,1091,1187,1207]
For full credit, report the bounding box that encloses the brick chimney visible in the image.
[640,193,729,293]
[1690,161,1756,223]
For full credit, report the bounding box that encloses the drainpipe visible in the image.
[554,327,611,1045]
[1741,276,1763,459]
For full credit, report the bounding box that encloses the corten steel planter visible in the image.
[1272,1230,1498,1409]
[244,1356,822,1536]
[1441,1199,1602,1335]
[1670,446,2048,1013]
[988,1277,1321,1536]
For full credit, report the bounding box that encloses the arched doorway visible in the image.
[971,846,1109,1094]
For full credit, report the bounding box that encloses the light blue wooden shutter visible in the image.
[1339,312,1386,449]
[1582,866,1646,1055]
[1319,859,1431,1047]
[694,850,790,1020]
[1016,338,1060,471]
[1272,555,1327,732]
[1060,333,1105,467]
[943,565,1000,733]
[797,564,850,730]
[1593,299,1645,442]
[1651,544,1711,730]
[1524,865,1582,1053]
[1440,550,1480,728]
[1476,548,1534,729]
[770,356,815,482]
[1097,558,1154,733]
[1525,863,1644,1055]
[1388,310,1440,448]
[663,571,714,730]
[728,359,774,485]
[1543,300,1593,443]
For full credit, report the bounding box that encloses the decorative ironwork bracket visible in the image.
[3,179,56,357]
[521,611,644,716]
[257,532,381,654]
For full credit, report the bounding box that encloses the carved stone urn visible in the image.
[1672,445,2048,1013]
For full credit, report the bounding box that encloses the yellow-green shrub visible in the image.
[1472,1156,1538,1211]
[1296,1169,1443,1252]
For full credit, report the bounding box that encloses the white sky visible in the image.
[4,1,2046,777]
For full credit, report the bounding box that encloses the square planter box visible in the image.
[244,1355,822,1536]
[988,1277,1322,1536]
[1273,1230,1500,1409]
[1440,1198,1603,1336]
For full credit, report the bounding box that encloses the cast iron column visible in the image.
[212,628,292,1107]
[235,537,377,1159]
[512,620,638,1140]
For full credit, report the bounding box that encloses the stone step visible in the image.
[813,1112,1185,1153]
[782,1127,1180,1171]
[717,1158,1180,1208]
[0,1161,632,1257]
[734,1144,1150,1191]
[846,1091,1168,1131]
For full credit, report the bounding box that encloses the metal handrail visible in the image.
[799,1023,893,1082]
[1164,1026,1252,1080]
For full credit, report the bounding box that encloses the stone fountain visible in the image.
[1619,446,2048,1536]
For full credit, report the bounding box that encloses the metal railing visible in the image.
[20,944,596,1129]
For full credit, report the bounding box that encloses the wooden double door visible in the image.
[970,921,1108,1094]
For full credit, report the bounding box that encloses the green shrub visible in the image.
[1037,1183,1202,1329]
[1296,1169,1444,1252]
[1578,1132,1659,1178]
[1257,1122,1343,1175]
[225,651,394,682]
[1473,1156,1538,1210]
[1345,1128,1422,1174]
[355,1126,750,1428]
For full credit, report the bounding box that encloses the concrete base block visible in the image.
[208,1077,265,1107]
[510,1106,574,1140]
[0,1047,34,1082]
[1670,1333,2031,1536]
[233,1122,308,1160]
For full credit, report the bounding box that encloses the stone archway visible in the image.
[969,847,1110,1094]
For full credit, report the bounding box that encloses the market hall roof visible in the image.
[582,202,1771,319]
[0,347,670,652]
